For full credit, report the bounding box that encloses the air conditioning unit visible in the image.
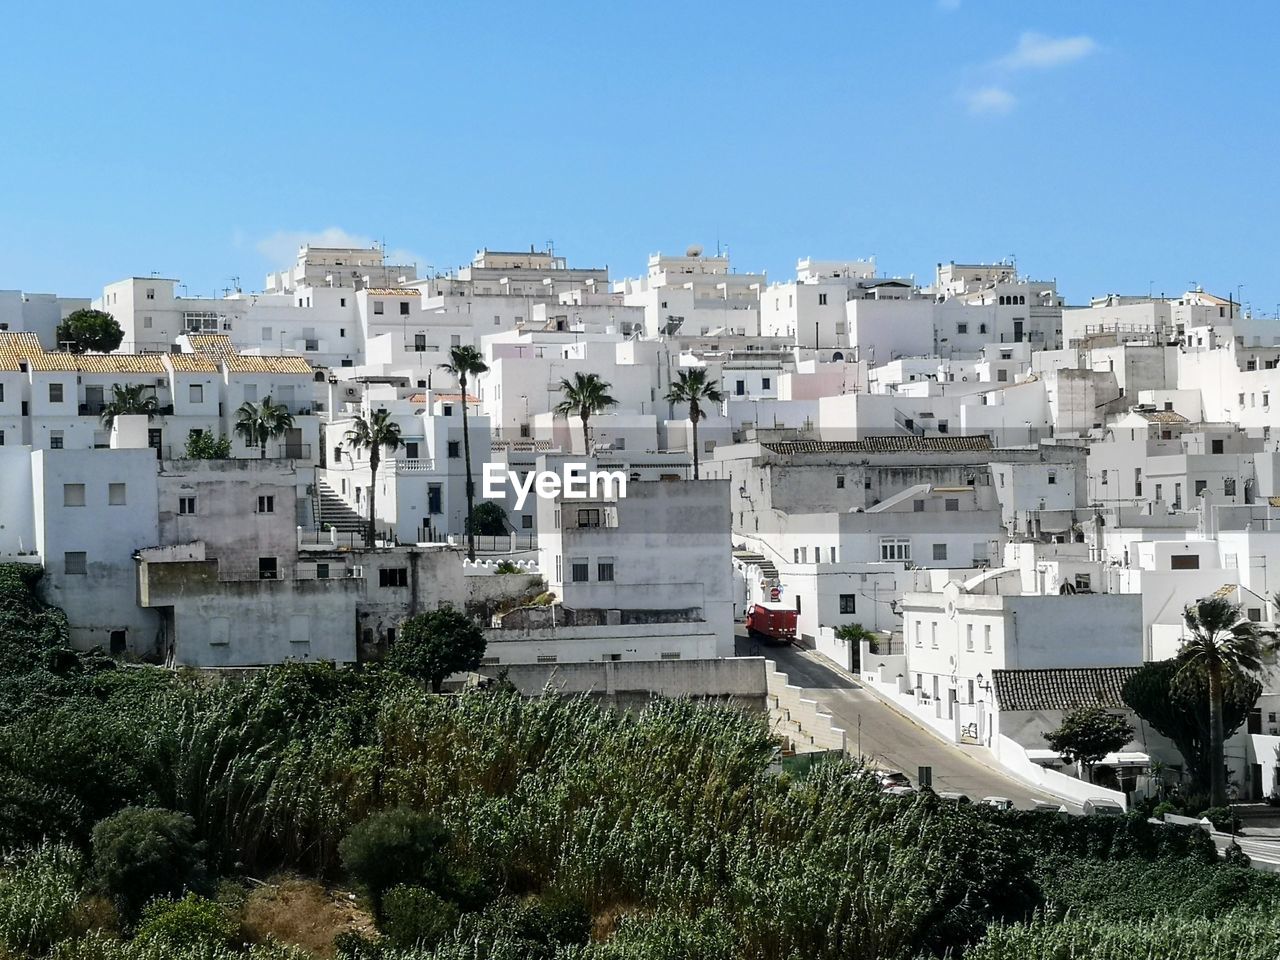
[345,387,357,397]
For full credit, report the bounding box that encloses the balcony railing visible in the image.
[276,443,313,459]
[382,457,436,473]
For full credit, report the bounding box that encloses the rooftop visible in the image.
[991,667,1141,712]
[761,436,993,455]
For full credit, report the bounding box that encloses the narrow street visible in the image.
[749,633,1081,810]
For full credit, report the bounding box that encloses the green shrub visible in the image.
[493,561,522,575]
[331,931,387,960]
[338,808,451,918]
[91,808,204,918]
[0,842,86,954]
[1198,805,1240,832]
[135,893,234,949]
[380,885,458,948]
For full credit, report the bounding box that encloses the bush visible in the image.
[493,561,522,575]
[380,885,458,948]
[135,893,235,949]
[1199,805,1240,833]
[0,842,86,954]
[338,809,452,919]
[1151,800,1181,819]
[91,808,204,918]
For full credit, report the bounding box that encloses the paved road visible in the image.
[752,636,1078,810]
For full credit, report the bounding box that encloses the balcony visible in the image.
[276,443,313,460]
[381,457,436,473]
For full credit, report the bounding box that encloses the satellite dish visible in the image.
[686,244,703,258]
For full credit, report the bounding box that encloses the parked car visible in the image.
[1033,800,1069,815]
[1083,797,1125,817]
[875,770,912,789]
[882,785,916,797]
[937,791,971,804]
[981,796,1014,811]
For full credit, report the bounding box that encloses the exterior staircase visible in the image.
[315,478,367,546]
[733,548,779,582]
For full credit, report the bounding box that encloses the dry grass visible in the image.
[240,876,376,957]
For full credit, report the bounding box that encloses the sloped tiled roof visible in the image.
[65,354,167,374]
[164,353,220,373]
[762,436,993,455]
[186,333,238,359]
[1136,409,1189,424]
[0,332,43,370]
[365,288,421,296]
[991,667,1142,712]
[408,391,478,404]
[223,354,313,375]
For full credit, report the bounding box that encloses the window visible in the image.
[836,475,845,489]
[261,327,273,343]
[188,384,203,403]
[762,377,771,389]
[49,383,63,403]
[1212,438,1224,454]
[571,559,589,582]
[930,622,938,648]
[945,499,959,511]
[404,441,419,459]
[521,514,532,529]
[108,483,126,506]
[937,420,949,434]
[1074,573,1092,592]
[0,431,4,445]
[818,293,828,305]
[914,622,922,647]
[1170,554,1200,570]
[1249,607,1263,622]
[965,624,974,651]
[399,301,410,315]
[414,334,426,352]
[145,287,155,300]
[63,483,85,507]
[880,538,911,561]
[1101,470,1108,486]
[447,440,460,459]
[64,551,86,575]
[178,496,196,515]
[143,315,152,329]
[577,508,601,528]
[839,594,856,614]
[735,380,745,396]
[316,563,330,580]
[997,369,1009,382]
[428,485,442,514]
[259,557,278,580]
[932,543,948,561]
[373,301,384,315]
[1194,479,1207,496]
[957,322,968,334]
[379,567,408,588]
[913,500,925,512]
[340,298,346,307]
[1047,471,1056,485]
[598,560,615,582]
[257,495,275,513]
[1225,477,1237,496]
[983,624,992,652]
[110,630,127,655]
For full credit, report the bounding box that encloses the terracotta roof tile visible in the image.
[187,334,238,359]
[223,354,313,375]
[1136,409,1189,424]
[0,332,44,371]
[991,667,1141,712]
[761,436,993,455]
[365,288,421,296]
[164,353,220,373]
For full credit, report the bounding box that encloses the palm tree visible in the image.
[99,384,159,428]
[440,345,488,561]
[1180,596,1275,806]
[344,409,403,548]
[234,396,295,459]
[665,367,724,479]
[554,372,618,455]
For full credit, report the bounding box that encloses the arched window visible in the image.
[1019,295,1026,305]
[832,351,844,361]
[998,295,1006,305]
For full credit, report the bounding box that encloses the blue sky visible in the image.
[2,1,1278,312]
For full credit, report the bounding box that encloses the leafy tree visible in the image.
[90,807,205,918]
[1122,656,1262,795]
[440,345,489,561]
[56,309,123,354]
[183,432,232,459]
[1180,596,1274,806]
[1044,707,1134,781]
[99,383,159,428]
[555,371,618,456]
[344,409,403,546]
[665,367,724,479]
[389,607,487,692]
[467,500,508,537]
[234,396,295,459]
[338,808,452,920]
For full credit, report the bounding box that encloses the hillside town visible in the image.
[3,241,1280,824]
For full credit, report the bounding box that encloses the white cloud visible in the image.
[996,32,1098,71]
[964,86,1017,116]
[254,227,426,272]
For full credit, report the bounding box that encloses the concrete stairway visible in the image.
[315,478,367,544]
[733,548,779,582]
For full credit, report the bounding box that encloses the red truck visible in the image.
[745,603,797,645]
